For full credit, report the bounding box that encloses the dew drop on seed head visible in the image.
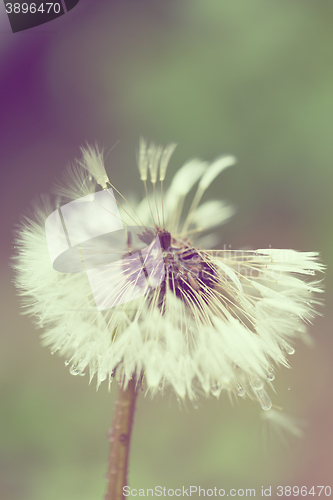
[256,388,272,411]
[237,385,245,396]
[284,343,295,355]
[211,385,221,397]
[69,365,80,376]
[252,378,264,390]
[267,371,275,382]
[64,360,70,366]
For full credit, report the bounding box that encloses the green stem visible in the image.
[105,377,139,500]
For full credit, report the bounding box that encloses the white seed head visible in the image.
[137,139,177,184]
[137,137,149,182]
[79,144,109,189]
[159,142,177,182]
[13,142,325,410]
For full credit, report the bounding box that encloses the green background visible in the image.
[0,1,332,499]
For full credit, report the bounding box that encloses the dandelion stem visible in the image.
[105,377,139,500]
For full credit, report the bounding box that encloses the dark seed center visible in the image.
[156,230,217,300]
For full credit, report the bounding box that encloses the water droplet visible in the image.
[158,383,163,391]
[70,365,80,376]
[211,384,221,397]
[283,343,295,355]
[252,378,264,390]
[64,360,70,366]
[256,388,272,411]
[79,371,85,377]
[288,387,291,391]
[267,370,275,382]
[237,385,245,397]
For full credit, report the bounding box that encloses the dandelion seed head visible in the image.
[12,140,325,410]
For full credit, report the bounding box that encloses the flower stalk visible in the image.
[105,377,139,500]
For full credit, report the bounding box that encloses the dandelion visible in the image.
[13,141,324,499]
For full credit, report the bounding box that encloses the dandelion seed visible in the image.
[12,141,324,412]
[79,143,109,189]
[261,408,306,439]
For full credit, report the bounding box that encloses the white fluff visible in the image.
[198,155,236,191]
[261,409,305,438]
[13,142,324,411]
[79,144,109,189]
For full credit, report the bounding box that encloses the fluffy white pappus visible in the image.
[197,155,236,191]
[13,142,325,411]
[190,200,236,234]
[52,161,97,202]
[261,409,306,439]
[164,159,208,235]
[137,138,177,184]
[79,144,109,189]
